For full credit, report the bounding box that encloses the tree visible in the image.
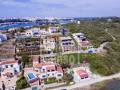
[63,72,73,85]
[60,63,71,69]
[21,55,30,68]
[16,76,30,90]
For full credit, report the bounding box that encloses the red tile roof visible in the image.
[76,70,88,78]
[34,62,54,68]
[0,60,17,65]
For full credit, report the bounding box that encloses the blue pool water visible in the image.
[0,23,33,30]
[32,87,38,90]
[28,73,35,80]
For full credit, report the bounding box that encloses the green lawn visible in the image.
[57,53,97,64]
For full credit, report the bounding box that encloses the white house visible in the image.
[48,27,61,35]
[0,60,21,77]
[72,33,91,48]
[0,33,7,41]
[0,38,2,44]
[34,61,63,80]
[17,28,50,38]
[43,37,56,51]
[73,68,89,82]
[72,33,85,42]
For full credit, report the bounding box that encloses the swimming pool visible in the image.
[27,73,39,83]
[28,73,36,80]
[32,87,38,90]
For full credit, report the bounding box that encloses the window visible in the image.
[47,70,50,72]
[11,65,13,67]
[51,69,55,71]
[58,74,61,76]
[5,65,8,68]
[43,69,45,71]
[42,75,46,78]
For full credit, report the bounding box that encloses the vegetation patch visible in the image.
[63,20,120,76]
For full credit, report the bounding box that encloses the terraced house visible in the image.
[60,36,77,52]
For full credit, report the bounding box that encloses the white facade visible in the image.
[18,28,50,38]
[34,62,63,80]
[72,33,85,42]
[0,33,7,41]
[48,27,60,34]
[38,71,63,80]
[0,38,2,44]
[43,38,56,51]
[25,30,34,37]
[0,61,21,77]
[72,33,92,48]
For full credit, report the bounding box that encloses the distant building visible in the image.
[0,38,2,44]
[77,21,81,24]
[48,27,60,34]
[0,33,7,41]
[16,28,49,39]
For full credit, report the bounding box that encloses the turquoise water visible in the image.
[28,73,35,80]
[0,23,33,30]
[32,87,38,90]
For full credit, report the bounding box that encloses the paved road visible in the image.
[51,73,120,90]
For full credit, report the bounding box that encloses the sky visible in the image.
[0,0,120,18]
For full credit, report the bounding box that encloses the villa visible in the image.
[60,36,77,52]
[48,27,63,36]
[73,68,89,82]
[42,37,56,52]
[16,36,41,54]
[0,60,22,78]
[16,28,49,39]
[48,27,59,33]
[33,61,63,80]
[72,33,92,48]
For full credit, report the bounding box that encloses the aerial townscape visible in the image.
[0,17,120,90]
[1,0,120,90]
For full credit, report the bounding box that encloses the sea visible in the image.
[0,23,33,30]
[100,80,120,90]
